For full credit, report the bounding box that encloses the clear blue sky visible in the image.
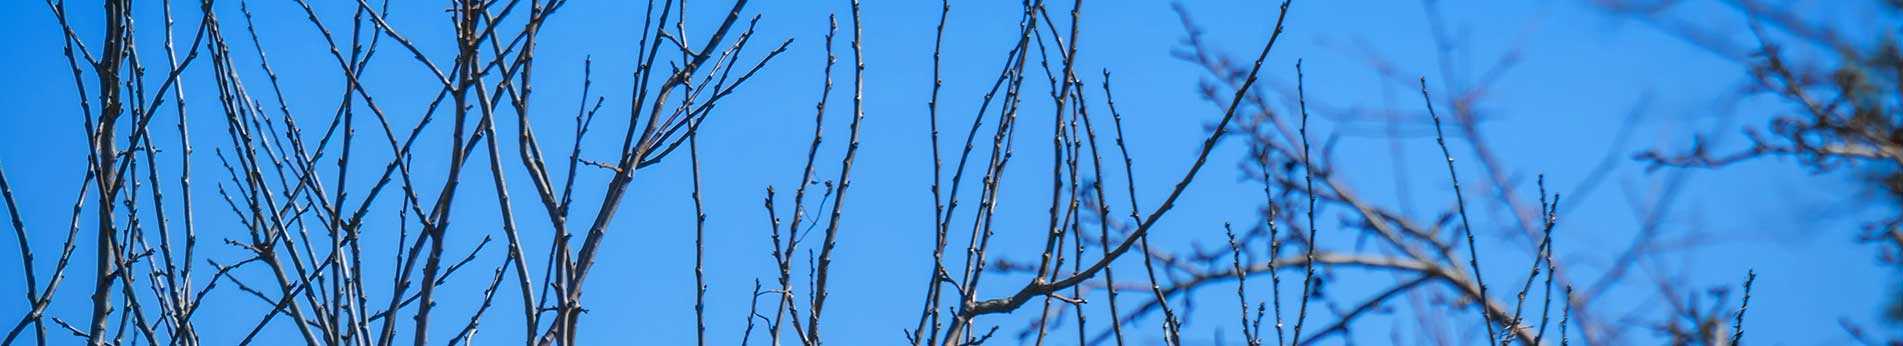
[0,0,1893,344]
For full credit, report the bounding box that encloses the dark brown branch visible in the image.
[1729,270,1755,345]
[911,1,954,344]
[1419,77,1498,341]
[1289,59,1322,346]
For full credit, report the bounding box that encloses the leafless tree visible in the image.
[2,0,1778,345]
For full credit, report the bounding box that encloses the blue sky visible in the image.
[0,0,1895,344]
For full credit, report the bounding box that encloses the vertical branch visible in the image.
[741,280,765,346]
[481,51,541,346]
[1510,176,1559,345]
[1560,286,1573,346]
[774,13,837,346]
[409,1,486,341]
[1102,70,1179,344]
[1062,65,1088,346]
[1225,224,1257,346]
[0,163,39,343]
[807,1,865,342]
[1029,2,1073,343]
[1074,72,1125,346]
[86,1,135,343]
[479,2,571,343]
[113,142,160,346]
[29,2,102,340]
[945,1,1042,342]
[1289,59,1321,346]
[156,0,204,341]
[1534,242,1557,344]
[1729,270,1755,345]
[1257,144,1285,346]
[911,2,952,344]
[689,121,709,346]
[1419,77,1498,341]
[1032,0,1084,293]
[764,186,787,346]
[329,4,378,341]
